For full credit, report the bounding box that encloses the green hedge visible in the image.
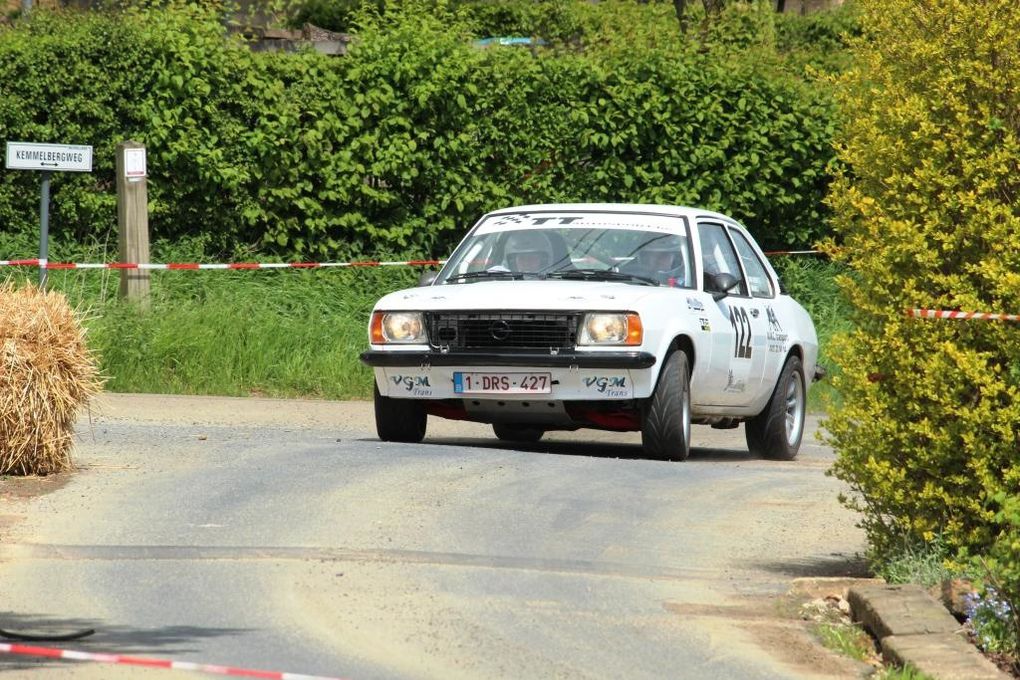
[824,0,1020,588]
[0,1,843,259]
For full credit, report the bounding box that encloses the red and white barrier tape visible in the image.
[1,250,825,270]
[0,641,347,679]
[763,249,821,256]
[909,308,1020,323]
[0,258,444,270]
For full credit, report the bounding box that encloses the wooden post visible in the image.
[116,141,150,307]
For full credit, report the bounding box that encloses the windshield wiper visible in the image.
[544,268,659,286]
[446,270,533,282]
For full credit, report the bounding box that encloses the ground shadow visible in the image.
[751,553,872,579]
[0,611,249,669]
[364,435,761,464]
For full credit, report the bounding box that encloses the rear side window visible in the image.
[729,229,774,298]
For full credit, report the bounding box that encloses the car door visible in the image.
[726,225,785,403]
[696,221,769,406]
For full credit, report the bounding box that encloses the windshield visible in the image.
[435,212,694,288]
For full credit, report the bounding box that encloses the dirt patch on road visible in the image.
[0,473,71,535]
[743,614,873,678]
[664,594,875,678]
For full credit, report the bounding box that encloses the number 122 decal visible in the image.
[729,305,753,359]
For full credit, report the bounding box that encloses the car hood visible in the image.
[374,280,662,311]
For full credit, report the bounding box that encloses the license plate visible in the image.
[453,372,551,394]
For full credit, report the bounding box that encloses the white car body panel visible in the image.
[362,203,819,431]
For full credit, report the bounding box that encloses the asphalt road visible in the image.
[0,394,868,679]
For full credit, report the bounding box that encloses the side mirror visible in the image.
[708,272,739,301]
[418,270,438,287]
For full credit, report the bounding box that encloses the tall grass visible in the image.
[875,536,955,588]
[773,256,853,410]
[85,267,413,399]
[1,234,418,399]
[773,256,853,357]
[1,235,850,402]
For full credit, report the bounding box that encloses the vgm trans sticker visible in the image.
[582,375,631,398]
[390,374,433,397]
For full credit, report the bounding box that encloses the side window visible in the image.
[729,229,774,298]
[697,222,748,296]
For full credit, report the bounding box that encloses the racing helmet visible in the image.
[637,235,685,284]
[503,230,553,272]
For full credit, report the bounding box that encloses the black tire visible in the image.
[492,423,545,443]
[746,355,805,460]
[641,351,692,461]
[373,384,427,443]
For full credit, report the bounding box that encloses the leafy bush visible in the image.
[289,0,382,32]
[823,0,1020,577]
[0,3,269,254]
[964,494,1020,656]
[0,0,842,261]
[457,0,583,43]
[774,0,860,74]
[290,0,689,47]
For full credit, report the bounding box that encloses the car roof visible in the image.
[483,203,740,225]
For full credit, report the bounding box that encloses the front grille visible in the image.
[426,311,580,351]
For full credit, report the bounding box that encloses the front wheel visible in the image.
[745,355,805,460]
[641,351,692,461]
[373,384,427,443]
[492,423,544,443]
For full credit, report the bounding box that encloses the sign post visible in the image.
[5,141,93,288]
[38,172,50,288]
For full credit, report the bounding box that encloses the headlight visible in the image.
[370,312,427,344]
[578,313,642,346]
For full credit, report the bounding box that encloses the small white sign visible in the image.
[123,147,146,178]
[5,141,93,172]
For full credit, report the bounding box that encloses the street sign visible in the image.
[5,141,93,172]
[5,141,95,287]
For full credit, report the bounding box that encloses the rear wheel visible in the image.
[746,355,805,460]
[373,384,427,443]
[641,351,691,461]
[492,423,545,443]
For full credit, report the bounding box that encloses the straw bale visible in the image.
[0,282,103,475]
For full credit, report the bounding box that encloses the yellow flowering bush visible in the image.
[824,0,1020,559]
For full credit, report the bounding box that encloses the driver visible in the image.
[502,231,553,272]
[627,235,686,286]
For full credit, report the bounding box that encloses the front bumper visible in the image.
[359,350,656,369]
[361,350,657,401]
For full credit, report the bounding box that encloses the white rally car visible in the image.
[361,204,821,461]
